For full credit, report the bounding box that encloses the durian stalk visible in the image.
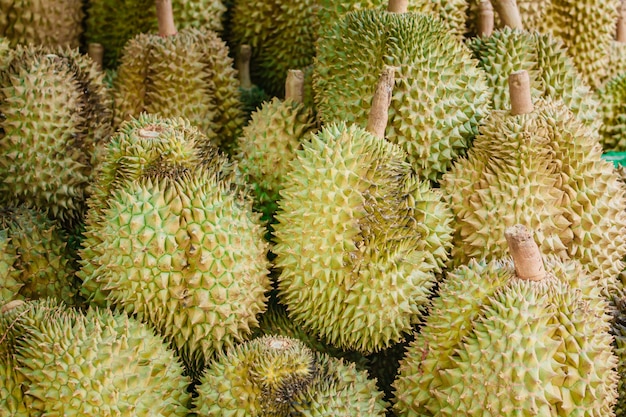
[366,66,396,139]
[238,45,253,90]
[509,70,534,115]
[504,225,546,281]
[87,43,104,71]
[617,0,626,43]
[1,300,24,314]
[285,70,304,104]
[478,1,495,37]
[155,0,177,37]
[491,0,523,30]
[388,0,409,14]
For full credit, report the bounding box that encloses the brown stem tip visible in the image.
[238,45,253,89]
[478,0,495,37]
[509,70,534,115]
[366,66,396,139]
[388,0,409,13]
[492,0,523,30]
[156,0,177,37]
[504,224,546,281]
[87,43,104,70]
[617,0,626,43]
[285,69,305,103]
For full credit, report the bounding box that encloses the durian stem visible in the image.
[155,0,177,37]
[388,0,409,13]
[505,225,546,281]
[478,0,495,37]
[366,66,395,139]
[285,70,305,103]
[617,0,626,43]
[87,43,104,70]
[509,70,533,115]
[238,45,253,89]
[1,300,24,314]
[491,0,523,30]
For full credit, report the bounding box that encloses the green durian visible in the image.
[611,297,626,417]
[393,225,618,416]
[193,335,387,416]
[597,72,626,151]
[0,0,83,48]
[0,351,27,417]
[605,2,626,84]
[0,299,191,416]
[314,9,491,181]
[0,45,113,226]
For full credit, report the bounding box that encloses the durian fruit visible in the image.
[393,225,618,416]
[0,299,191,416]
[0,206,76,304]
[0,0,83,48]
[604,1,626,84]
[113,0,244,151]
[85,0,226,68]
[193,335,387,416]
[235,69,317,222]
[236,44,270,121]
[273,68,454,353]
[0,350,27,417]
[314,6,491,181]
[597,72,626,152]
[611,297,626,417]
[442,70,626,297]
[0,44,114,226]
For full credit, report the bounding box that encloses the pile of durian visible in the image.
[4,0,626,415]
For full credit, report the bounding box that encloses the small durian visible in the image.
[193,335,387,416]
[273,68,454,353]
[236,44,270,121]
[393,225,618,416]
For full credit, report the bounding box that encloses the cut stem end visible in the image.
[388,0,409,13]
[366,66,396,139]
[285,69,305,103]
[505,225,546,281]
[492,0,523,30]
[478,0,495,37]
[509,70,534,115]
[87,43,104,70]
[238,45,253,89]
[156,0,177,37]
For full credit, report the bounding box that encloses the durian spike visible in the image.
[477,0,495,37]
[617,0,626,43]
[504,224,546,281]
[508,70,534,115]
[491,0,523,30]
[155,0,177,37]
[285,69,304,104]
[388,0,409,13]
[366,66,396,139]
[87,43,104,71]
[238,45,253,89]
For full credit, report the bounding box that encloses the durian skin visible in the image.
[597,72,626,152]
[314,10,491,181]
[273,123,453,353]
[0,45,113,226]
[0,352,28,417]
[393,257,618,416]
[611,298,626,417]
[442,99,626,297]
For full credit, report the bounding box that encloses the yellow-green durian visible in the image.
[114,27,244,151]
[193,335,387,416]
[0,299,191,416]
[597,72,626,151]
[0,0,83,48]
[393,227,617,416]
[0,45,113,226]
[0,351,27,417]
[273,121,454,353]
[314,10,491,181]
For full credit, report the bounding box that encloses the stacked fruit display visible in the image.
[3,0,626,415]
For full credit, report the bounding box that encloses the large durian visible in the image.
[314,6,491,181]
[193,335,387,416]
[393,225,618,416]
[0,44,113,226]
[273,68,454,353]
[442,70,626,297]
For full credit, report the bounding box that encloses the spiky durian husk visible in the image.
[0,352,27,417]
[442,99,626,297]
[466,0,551,36]
[193,335,387,416]
[273,123,453,353]
[85,0,226,68]
[470,28,598,127]
[605,42,626,84]
[114,28,244,150]
[0,0,83,48]
[0,45,113,226]
[611,297,626,417]
[235,97,316,221]
[0,299,191,416]
[229,0,320,97]
[79,167,271,374]
[597,72,626,151]
[314,11,491,181]
[393,257,617,416]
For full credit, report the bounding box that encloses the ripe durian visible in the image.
[193,335,387,416]
[0,299,191,416]
[442,70,626,297]
[273,68,454,353]
[393,225,618,416]
[0,45,113,226]
[0,0,83,48]
[314,7,491,181]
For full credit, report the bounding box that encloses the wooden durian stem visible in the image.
[388,0,409,13]
[505,225,546,281]
[366,66,395,139]
[285,69,304,104]
[509,70,533,115]
[617,0,626,43]
[156,0,177,37]
[491,0,523,30]
[238,45,253,89]
[87,43,104,70]
[1,300,24,314]
[478,0,495,37]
